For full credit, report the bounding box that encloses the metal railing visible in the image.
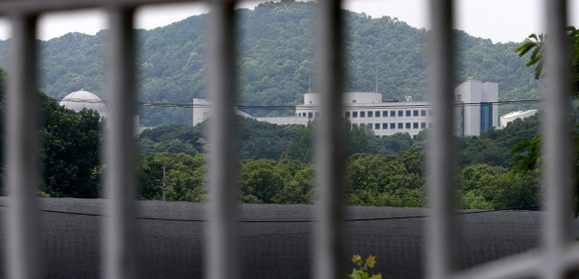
[0,0,576,278]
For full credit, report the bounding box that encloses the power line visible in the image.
[53,97,544,111]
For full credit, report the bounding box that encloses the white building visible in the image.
[499,109,537,127]
[192,80,500,138]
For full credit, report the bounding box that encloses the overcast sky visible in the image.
[0,0,577,43]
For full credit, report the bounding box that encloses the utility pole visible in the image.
[151,165,172,201]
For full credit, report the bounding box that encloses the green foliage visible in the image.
[346,153,424,207]
[239,159,287,203]
[459,113,541,168]
[0,68,103,198]
[514,33,544,80]
[138,152,207,201]
[459,164,540,210]
[513,27,579,214]
[346,255,382,279]
[40,99,103,198]
[138,117,301,161]
[514,26,579,98]
[376,133,413,155]
[508,135,541,179]
[281,124,313,163]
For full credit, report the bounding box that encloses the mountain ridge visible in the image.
[0,1,540,126]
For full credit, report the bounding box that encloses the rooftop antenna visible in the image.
[375,68,379,93]
[308,70,311,93]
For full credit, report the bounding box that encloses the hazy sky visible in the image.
[0,0,577,43]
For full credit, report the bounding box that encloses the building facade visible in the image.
[192,80,500,138]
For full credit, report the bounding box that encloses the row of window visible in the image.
[296,110,433,118]
[347,109,432,118]
[354,122,433,130]
[297,112,319,118]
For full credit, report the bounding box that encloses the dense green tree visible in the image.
[376,133,413,155]
[459,113,541,168]
[39,93,103,198]
[138,152,207,201]
[345,153,424,207]
[274,159,314,204]
[239,159,287,204]
[458,164,540,210]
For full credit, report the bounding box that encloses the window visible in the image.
[398,110,403,117]
[390,123,396,129]
[480,103,493,133]
[421,122,426,128]
[383,111,388,117]
[391,111,396,117]
[413,122,418,129]
[413,110,418,116]
[421,110,426,116]
[406,122,411,129]
[308,112,313,118]
[456,94,462,101]
[383,123,387,129]
[398,123,403,129]
[315,112,320,117]
[352,124,357,127]
[359,123,365,128]
[345,111,350,117]
[360,111,365,117]
[406,110,411,116]
[353,111,358,117]
[375,123,380,129]
[375,111,380,117]
[368,111,373,117]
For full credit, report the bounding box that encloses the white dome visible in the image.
[59,89,108,116]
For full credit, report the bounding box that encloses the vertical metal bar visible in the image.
[313,0,345,278]
[5,13,41,279]
[426,0,458,279]
[543,0,572,278]
[103,7,137,279]
[207,1,239,279]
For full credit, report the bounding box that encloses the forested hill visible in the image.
[0,1,539,126]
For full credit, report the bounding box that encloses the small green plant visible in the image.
[346,254,382,279]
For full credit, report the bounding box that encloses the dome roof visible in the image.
[59,89,108,116]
